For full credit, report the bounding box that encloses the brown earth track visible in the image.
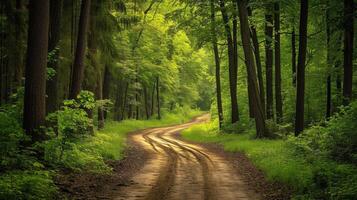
[114,114,261,200]
[57,114,290,200]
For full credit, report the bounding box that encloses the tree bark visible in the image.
[121,82,129,120]
[114,81,122,121]
[292,28,297,87]
[156,76,161,120]
[342,0,354,105]
[295,0,308,136]
[274,2,283,123]
[143,84,150,119]
[96,71,104,130]
[219,0,239,123]
[102,65,110,119]
[69,0,91,99]
[248,7,265,115]
[46,0,63,114]
[236,0,267,138]
[23,0,49,141]
[326,5,331,119]
[150,81,155,116]
[210,0,224,128]
[265,8,274,120]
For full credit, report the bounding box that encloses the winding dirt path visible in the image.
[114,114,261,200]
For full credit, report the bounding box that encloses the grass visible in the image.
[181,121,357,199]
[87,109,203,161]
[181,121,313,191]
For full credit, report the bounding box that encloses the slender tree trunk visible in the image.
[151,81,155,116]
[96,72,104,130]
[135,82,139,120]
[121,82,129,120]
[143,84,150,119]
[14,0,25,89]
[292,28,297,87]
[69,0,91,99]
[46,0,63,114]
[210,0,224,128]
[265,8,274,120]
[219,0,239,123]
[295,0,308,136]
[248,7,265,115]
[114,81,122,121]
[156,76,161,120]
[274,2,283,123]
[326,5,332,119]
[237,0,267,138]
[102,65,110,119]
[23,0,49,140]
[342,0,354,105]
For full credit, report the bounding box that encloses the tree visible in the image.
[326,2,332,119]
[23,0,49,140]
[274,2,283,123]
[210,0,224,128]
[219,0,240,123]
[236,0,267,138]
[69,0,91,99]
[342,0,354,105]
[156,76,161,120]
[292,28,297,87]
[46,0,63,114]
[295,0,308,136]
[265,5,274,120]
[248,7,265,115]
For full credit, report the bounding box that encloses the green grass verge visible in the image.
[85,109,203,162]
[181,122,313,190]
[181,121,357,199]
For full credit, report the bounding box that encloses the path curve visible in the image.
[115,114,260,200]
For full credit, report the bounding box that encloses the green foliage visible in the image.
[182,117,357,199]
[0,171,57,200]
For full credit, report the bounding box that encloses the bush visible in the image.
[44,91,96,170]
[0,171,57,200]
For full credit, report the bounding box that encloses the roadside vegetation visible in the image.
[182,101,357,199]
[0,90,201,199]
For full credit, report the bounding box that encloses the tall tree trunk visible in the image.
[69,0,91,99]
[156,76,161,120]
[219,0,239,123]
[326,5,332,119]
[114,81,122,121]
[96,71,104,130]
[121,82,129,120]
[151,81,155,116]
[265,8,274,120]
[274,2,283,123]
[23,0,49,141]
[342,0,354,105]
[210,0,224,128]
[248,7,265,115]
[295,0,308,136]
[14,0,25,89]
[237,0,267,138]
[143,84,150,119]
[46,0,63,114]
[102,65,110,119]
[292,28,297,87]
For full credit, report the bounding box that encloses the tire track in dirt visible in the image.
[114,114,260,200]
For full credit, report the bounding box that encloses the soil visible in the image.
[56,114,291,200]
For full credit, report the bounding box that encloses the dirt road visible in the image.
[114,115,260,200]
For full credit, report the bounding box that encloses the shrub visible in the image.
[0,171,57,200]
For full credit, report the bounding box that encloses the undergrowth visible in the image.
[182,102,357,200]
[0,90,202,200]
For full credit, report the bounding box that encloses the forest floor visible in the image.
[57,114,290,200]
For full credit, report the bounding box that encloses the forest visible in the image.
[0,0,356,199]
